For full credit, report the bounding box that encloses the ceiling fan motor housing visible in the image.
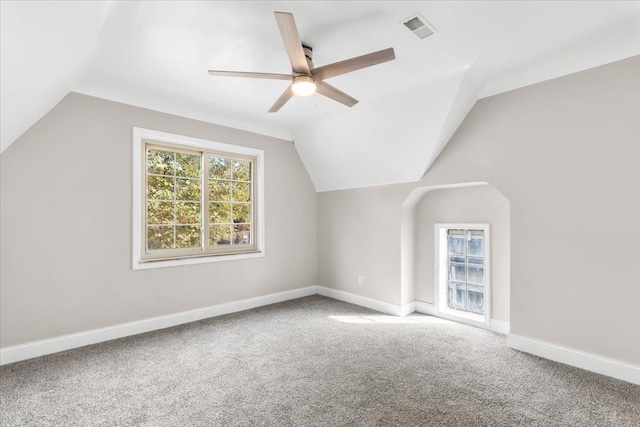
[302,44,314,69]
[293,44,316,96]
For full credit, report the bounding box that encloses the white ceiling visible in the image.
[2,1,639,191]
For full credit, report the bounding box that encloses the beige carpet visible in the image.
[1,295,638,426]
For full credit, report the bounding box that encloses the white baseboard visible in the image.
[315,291,511,336]
[0,285,318,366]
[414,301,437,315]
[316,286,404,316]
[400,301,416,317]
[490,318,510,335]
[4,285,636,387]
[316,291,511,335]
[507,333,640,386]
[413,301,509,335]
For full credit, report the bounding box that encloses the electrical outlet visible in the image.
[357,275,364,286]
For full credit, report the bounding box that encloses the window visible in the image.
[435,224,490,325]
[132,128,264,269]
[447,229,485,313]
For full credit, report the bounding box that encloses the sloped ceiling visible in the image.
[2,1,639,191]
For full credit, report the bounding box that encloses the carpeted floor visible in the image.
[1,295,638,426]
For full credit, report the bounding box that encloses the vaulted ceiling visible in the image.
[2,1,639,191]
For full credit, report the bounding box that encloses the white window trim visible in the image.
[132,127,265,270]
[434,223,491,328]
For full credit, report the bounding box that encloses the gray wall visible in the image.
[415,185,510,322]
[318,56,640,365]
[317,182,413,304]
[0,93,317,347]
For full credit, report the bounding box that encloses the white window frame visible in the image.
[132,127,265,270]
[434,223,491,328]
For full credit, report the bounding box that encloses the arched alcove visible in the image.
[400,182,510,332]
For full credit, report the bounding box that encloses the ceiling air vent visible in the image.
[402,13,436,39]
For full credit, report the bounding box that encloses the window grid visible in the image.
[447,229,485,314]
[143,142,256,260]
[145,149,202,251]
[206,155,253,247]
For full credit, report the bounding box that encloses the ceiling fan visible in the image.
[208,12,396,112]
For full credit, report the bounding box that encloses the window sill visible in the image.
[438,307,487,327]
[132,250,264,270]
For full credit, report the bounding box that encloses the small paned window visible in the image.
[435,223,490,325]
[447,229,485,314]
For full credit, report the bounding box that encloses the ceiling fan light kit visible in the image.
[208,11,395,112]
[291,75,316,96]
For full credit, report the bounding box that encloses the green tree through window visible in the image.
[208,157,252,246]
[143,142,256,260]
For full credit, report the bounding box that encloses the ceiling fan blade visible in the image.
[274,12,310,74]
[208,70,291,80]
[268,86,294,113]
[315,81,358,107]
[311,47,395,81]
